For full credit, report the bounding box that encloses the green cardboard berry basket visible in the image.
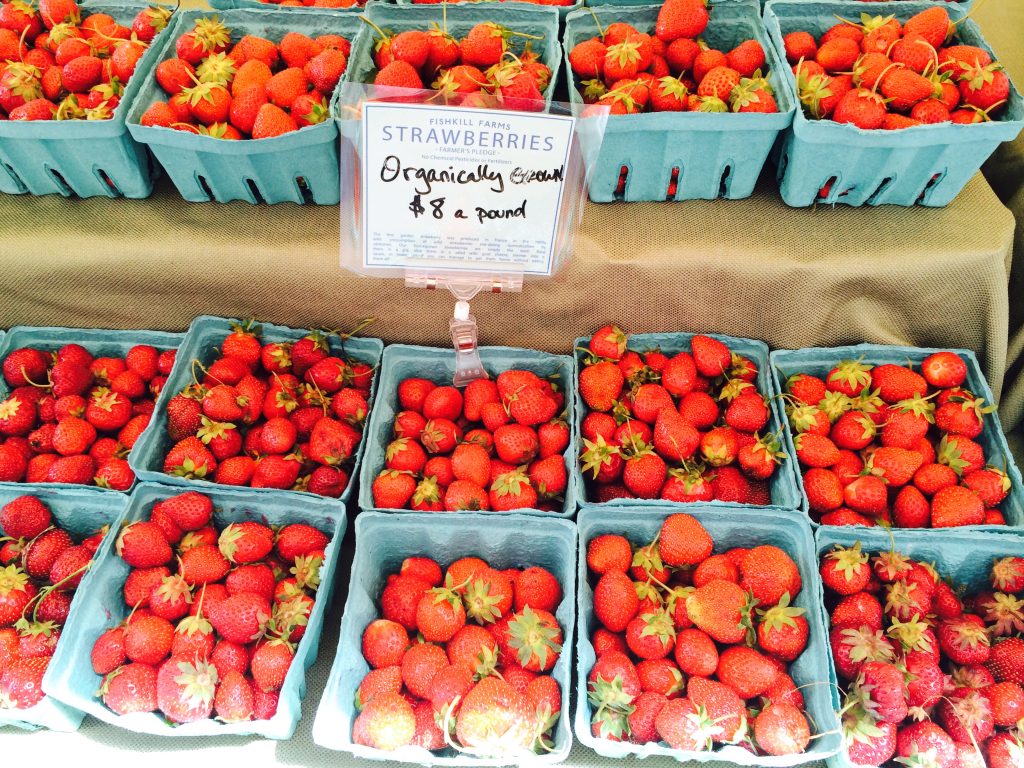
[814,524,1024,768]
[125,8,363,204]
[312,510,578,764]
[563,0,796,202]
[356,344,578,517]
[0,1,175,199]
[43,482,347,738]
[763,0,1023,207]
[128,315,383,502]
[0,325,184,494]
[572,331,803,515]
[336,2,563,115]
[0,486,129,731]
[769,343,1024,527]
[575,505,841,764]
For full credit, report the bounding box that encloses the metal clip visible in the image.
[449,300,488,387]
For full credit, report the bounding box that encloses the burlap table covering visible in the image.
[978,0,1024,432]
[0,173,1015,400]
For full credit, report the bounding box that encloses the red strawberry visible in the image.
[156,655,218,723]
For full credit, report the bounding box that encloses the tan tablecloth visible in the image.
[0,173,1015,401]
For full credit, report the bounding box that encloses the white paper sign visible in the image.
[361,101,576,277]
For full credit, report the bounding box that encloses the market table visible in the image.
[0,172,1016,402]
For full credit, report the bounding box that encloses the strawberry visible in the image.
[124,613,174,666]
[570,39,607,80]
[659,513,712,566]
[741,546,801,610]
[116,521,172,569]
[250,639,293,693]
[579,361,625,412]
[0,495,53,539]
[655,0,708,43]
[593,570,639,633]
[821,542,871,594]
[757,593,808,662]
[251,103,297,139]
[686,579,749,644]
[852,660,908,723]
[686,677,745,742]
[754,702,811,756]
[1,656,50,709]
[156,655,218,723]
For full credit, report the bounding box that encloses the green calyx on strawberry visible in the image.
[290,554,322,592]
[196,52,237,87]
[829,359,872,394]
[463,576,505,625]
[192,16,231,54]
[819,391,855,423]
[826,541,869,579]
[892,392,937,422]
[173,657,219,709]
[580,436,621,480]
[196,415,237,445]
[984,592,1024,637]
[636,608,675,648]
[507,606,562,670]
[716,377,754,403]
[797,70,833,120]
[885,615,933,654]
[756,591,805,639]
[269,598,308,640]
[936,434,970,476]
[588,673,636,717]
[946,393,996,422]
[581,78,608,102]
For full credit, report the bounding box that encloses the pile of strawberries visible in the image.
[0,495,104,712]
[139,16,350,139]
[366,20,553,111]
[371,368,569,512]
[824,542,1024,767]
[585,513,815,756]
[783,6,1012,129]
[0,0,170,121]
[161,322,373,495]
[0,495,103,710]
[91,491,329,723]
[354,555,564,754]
[578,325,782,505]
[568,0,777,115]
[783,351,1012,527]
[0,340,176,489]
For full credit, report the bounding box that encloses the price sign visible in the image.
[360,101,576,277]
